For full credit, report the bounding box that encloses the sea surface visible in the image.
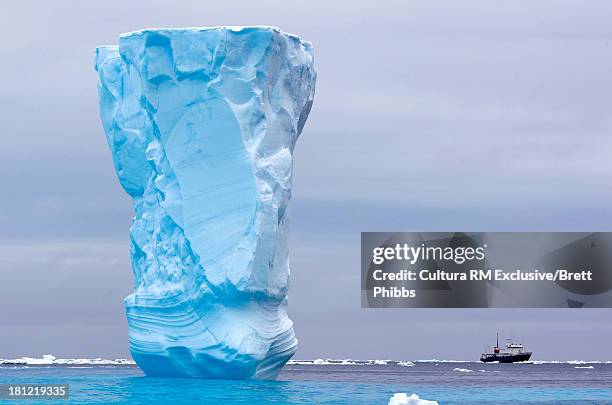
[1,360,611,404]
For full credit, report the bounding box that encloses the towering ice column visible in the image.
[94,27,316,379]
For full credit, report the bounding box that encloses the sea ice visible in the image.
[0,355,135,365]
[94,26,316,379]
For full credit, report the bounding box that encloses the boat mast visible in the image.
[496,332,499,348]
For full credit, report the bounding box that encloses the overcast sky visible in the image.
[1,0,612,361]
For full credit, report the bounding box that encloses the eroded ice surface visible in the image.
[94,26,316,379]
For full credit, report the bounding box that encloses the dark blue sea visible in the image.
[1,361,611,404]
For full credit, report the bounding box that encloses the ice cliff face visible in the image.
[94,26,316,379]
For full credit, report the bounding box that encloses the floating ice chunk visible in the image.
[388,393,438,405]
[416,359,470,363]
[94,26,316,379]
[0,355,136,365]
[453,367,474,373]
[14,355,57,365]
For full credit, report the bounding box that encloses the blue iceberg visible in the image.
[94,26,316,379]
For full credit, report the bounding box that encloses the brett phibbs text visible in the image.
[370,243,593,299]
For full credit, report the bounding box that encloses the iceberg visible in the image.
[94,26,316,379]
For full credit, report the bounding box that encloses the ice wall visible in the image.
[94,26,316,379]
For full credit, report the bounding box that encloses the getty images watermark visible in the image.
[362,232,612,308]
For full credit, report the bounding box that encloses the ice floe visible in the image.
[0,355,134,365]
[388,393,438,405]
[453,368,474,373]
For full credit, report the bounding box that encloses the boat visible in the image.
[480,333,532,363]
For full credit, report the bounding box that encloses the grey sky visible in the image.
[1,0,611,360]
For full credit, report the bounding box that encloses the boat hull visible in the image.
[480,352,532,363]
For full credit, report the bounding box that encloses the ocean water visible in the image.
[1,361,611,404]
